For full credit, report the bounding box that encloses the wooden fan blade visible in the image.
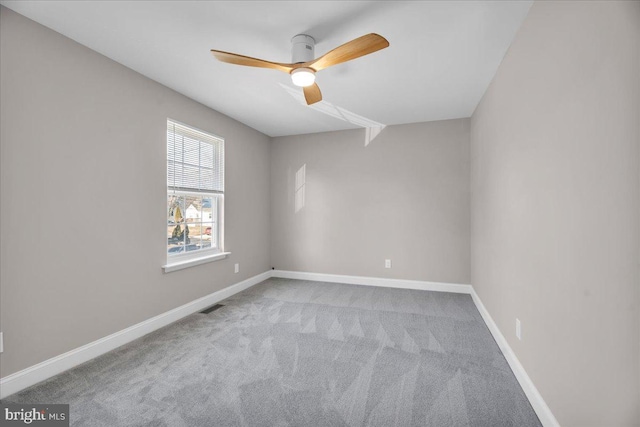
[303,83,322,105]
[306,33,389,72]
[210,49,294,73]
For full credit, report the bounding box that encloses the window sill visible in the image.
[163,252,230,273]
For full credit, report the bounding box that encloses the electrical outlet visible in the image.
[384,259,392,269]
[0,332,3,353]
[516,318,522,340]
[234,263,239,274]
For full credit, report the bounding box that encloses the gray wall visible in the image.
[271,120,470,284]
[470,1,639,426]
[0,7,271,377]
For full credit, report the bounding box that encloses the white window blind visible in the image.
[167,120,224,194]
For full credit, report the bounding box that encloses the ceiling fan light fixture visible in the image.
[211,33,389,105]
[291,68,316,87]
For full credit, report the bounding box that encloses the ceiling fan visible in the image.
[211,33,389,105]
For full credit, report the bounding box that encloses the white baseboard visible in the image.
[273,269,558,427]
[0,270,271,399]
[470,288,560,427]
[272,269,473,294]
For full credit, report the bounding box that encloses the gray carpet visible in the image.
[3,278,541,426]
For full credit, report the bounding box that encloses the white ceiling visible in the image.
[1,1,532,137]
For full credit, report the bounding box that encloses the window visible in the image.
[166,120,224,261]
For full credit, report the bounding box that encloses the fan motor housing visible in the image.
[291,34,315,63]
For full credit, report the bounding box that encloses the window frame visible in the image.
[164,119,226,270]
[166,190,224,261]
